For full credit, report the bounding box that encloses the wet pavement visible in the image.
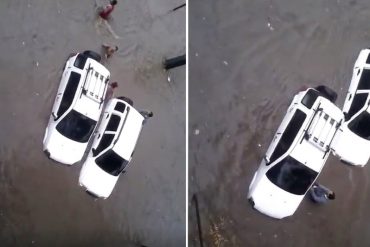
[189,0,370,246]
[0,0,185,246]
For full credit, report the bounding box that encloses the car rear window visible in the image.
[96,150,129,176]
[358,69,370,90]
[74,54,88,69]
[268,110,306,165]
[348,111,370,140]
[301,89,319,109]
[57,72,80,118]
[114,102,126,113]
[346,93,367,121]
[266,156,318,195]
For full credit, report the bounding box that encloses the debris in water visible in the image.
[223,61,229,66]
[258,143,262,147]
[35,92,39,96]
[274,234,278,238]
[36,61,39,67]
[22,41,25,46]
[195,52,199,57]
[202,17,206,20]
[194,129,200,135]
[259,232,262,236]
[267,22,274,31]
[167,75,171,82]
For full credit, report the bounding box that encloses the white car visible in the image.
[331,48,370,166]
[79,97,145,199]
[248,87,344,219]
[43,51,110,165]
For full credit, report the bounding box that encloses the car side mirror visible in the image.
[52,112,57,120]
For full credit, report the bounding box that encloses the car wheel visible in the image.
[117,96,134,106]
[83,50,101,62]
[315,85,338,103]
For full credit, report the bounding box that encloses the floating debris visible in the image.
[223,61,229,66]
[195,52,199,57]
[258,143,262,147]
[194,129,200,135]
[274,234,278,238]
[267,22,274,31]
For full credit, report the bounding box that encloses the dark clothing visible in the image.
[309,184,332,204]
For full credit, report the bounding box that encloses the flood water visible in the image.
[189,0,370,246]
[0,0,185,246]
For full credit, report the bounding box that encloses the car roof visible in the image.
[105,99,144,159]
[71,57,110,121]
[290,95,343,171]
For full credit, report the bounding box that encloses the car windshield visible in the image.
[96,150,129,176]
[348,111,370,140]
[266,156,318,195]
[56,110,97,143]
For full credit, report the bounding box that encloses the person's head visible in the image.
[148,111,154,117]
[111,82,118,88]
[328,192,335,200]
[114,46,119,51]
[110,0,118,6]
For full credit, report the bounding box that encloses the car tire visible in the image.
[315,85,338,103]
[83,50,101,62]
[117,96,134,106]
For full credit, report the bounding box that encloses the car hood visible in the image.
[43,128,86,165]
[249,175,304,219]
[331,126,370,166]
[79,157,119,198]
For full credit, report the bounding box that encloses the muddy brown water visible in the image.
[189,0,370,246]
[0,0,185,246]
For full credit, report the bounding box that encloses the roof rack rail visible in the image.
[80,63,108,105]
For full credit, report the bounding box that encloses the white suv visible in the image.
[331,48,370,166]
[79,97,145,199]
[248,87,343,219]
[43,51,110,165]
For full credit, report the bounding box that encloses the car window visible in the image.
[56,110,96,143]
[96,149,129,176]
[348,111,370,140]
[301,89,319,109]
[94,133,114,156]
[57,72,80,118]
[114,102,126,113]
[266,156,318,195]
[268,110,306,165]
[74,54,88,69]
[358,69,370,90]
[106,114,121,132]
[345,93,367,121]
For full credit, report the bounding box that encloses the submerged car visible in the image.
[331,48,370,166]
[248,86,343,219]
[43,51,110,165]
[79,97,145,199]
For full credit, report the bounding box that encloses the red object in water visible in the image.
[99,4,115,20]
